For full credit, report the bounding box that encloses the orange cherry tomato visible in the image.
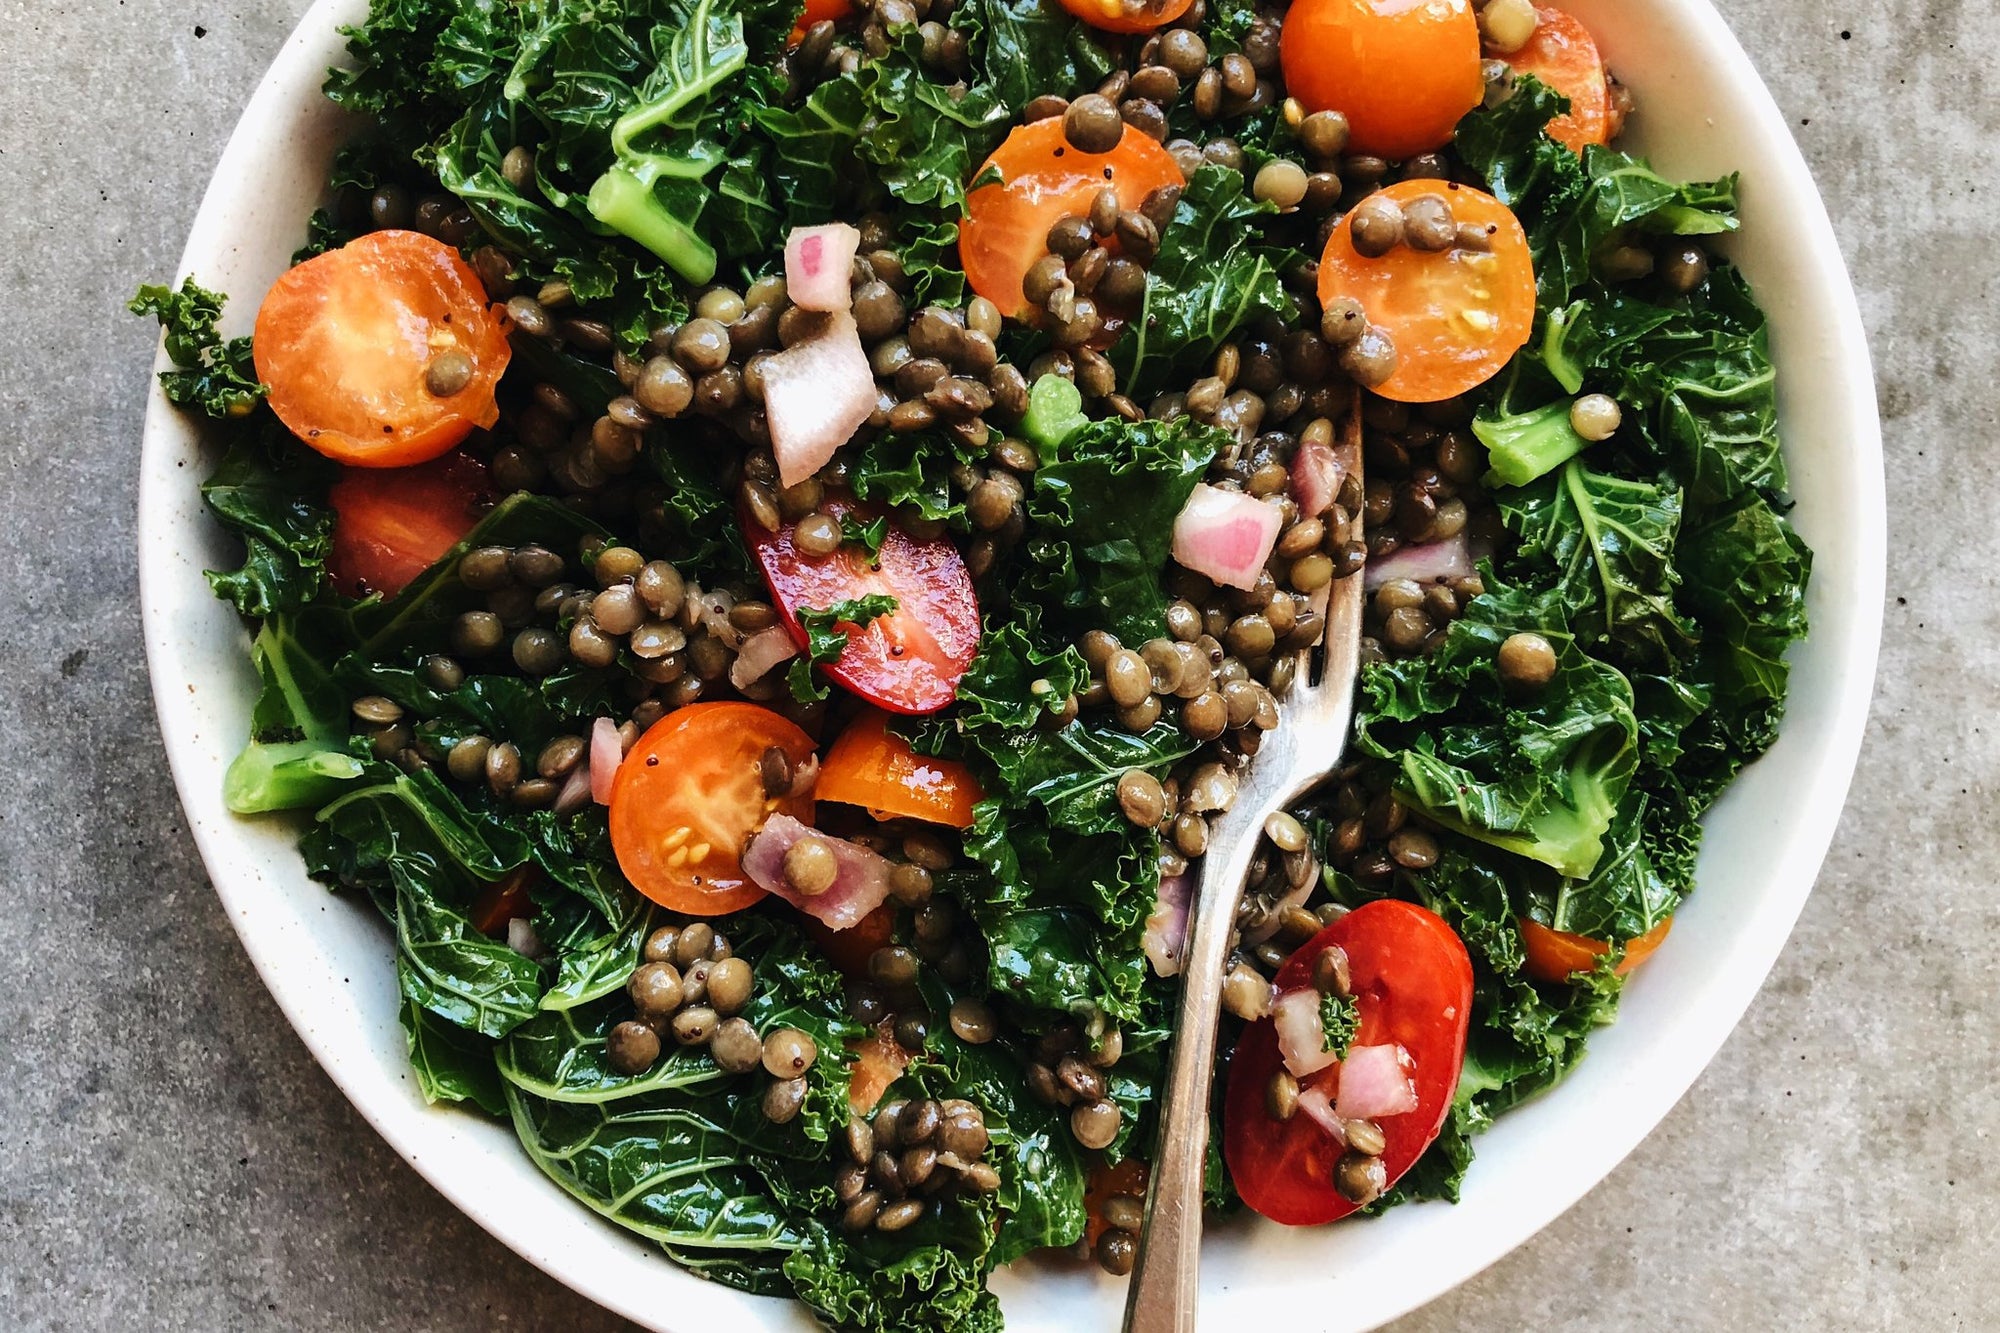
[1056,0,1193,34]
[325,449,489,599]
[788,0,858,44]
[1280,0,1483,161]
[959,118,1185,320]
[1084,1157,1149,1247]
[253,230,510,468]
[1502,8,1610,151]
[609,703,817,916]
[848,1018,912,1114]
[1520,916,1672,983]
[817,709,984,830]
[1318,179,1535,403]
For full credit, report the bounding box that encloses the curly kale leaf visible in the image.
[130,279,268,419]
[1024,413,1224,644]
[1498,459,1699,668]
[1357,580,1639,880]
[1112,165,1300,400]
[789,595,900,703]
[197,426,339,618]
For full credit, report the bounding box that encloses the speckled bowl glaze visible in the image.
[138,1,1883,1327]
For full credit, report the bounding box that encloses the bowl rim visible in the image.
[137,0,1885,1328]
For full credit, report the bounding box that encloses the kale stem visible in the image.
[587,164,718,285]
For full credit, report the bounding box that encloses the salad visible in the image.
[137,0,1811,1326]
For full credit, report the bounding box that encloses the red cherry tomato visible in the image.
[1224,900,1472,1225]
[1520,915,1671,983]
[253,230,511,467]
[788,0,858,44]
[743,495,979,715]
[959,118,1185,320]
[1280,0,1483,161]
[325,449,489,599]
[1501,7,1611,152]
[1056,0,1194,34]
[468,864,537,937]
[609,703,818,916]
[817,709,985,829]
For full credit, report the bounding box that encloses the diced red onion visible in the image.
[699,590,743,650]
[1290,438,1345,518]
[1171,483,1283,591]
[742,813,894,930]
[553,762,593,816]
[1362,533,1472,592]
[1295,1082,1348,1147]
[730,625,800,690]
[1142,870,1192,977]
[763,311,875,488]
[784,223,861,312]
[1335,1043,1419,1121]
[589,716,621,806]
[1273,988,1339,1079]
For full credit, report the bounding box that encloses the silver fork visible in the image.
[1122,415,1366,1333]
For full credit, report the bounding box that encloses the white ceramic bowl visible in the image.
[138,1,1884,1327]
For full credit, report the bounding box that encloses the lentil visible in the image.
[1071,1099,1121,1149]
[606,1021,662,1074]
[1095,1228,1138,1276]
[762,1027,818,1078]
[783,835,840,897]
[1266,1068,1301,1120]
[1479,0,1538,52]
[1660,243,1711,294]
[1349,195,1406,258]
[1344,1117,1388,1157]
[1253,159,1310,210]
[1312,943,1353,997]
[1334,1152,1387,1206]
[1063,94,1124,153]
[1570,393,1623,441]
[764,1076,808,1124]
[1401,193,1457,251]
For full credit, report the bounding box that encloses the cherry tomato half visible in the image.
[1085,1156,1150,1248]
[1224,900,1472,1226]
[1319,179,1536,403]
[743,495,980,715]
[325,449,489,599]
[253,230,511,467]
[959,118,1185,320]
[1502,7,1612,152]
[1057,0,1194,34]
[609,703,817,915]
[788,0,859,44]
[1280,0,1483,161]
[848,1017,913,1114]
[1520,915,1671,983]
[817,709,985,829]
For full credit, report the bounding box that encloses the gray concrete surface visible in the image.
[0,0,1988,1328]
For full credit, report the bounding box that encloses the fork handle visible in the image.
[1122,820,1265,1333]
